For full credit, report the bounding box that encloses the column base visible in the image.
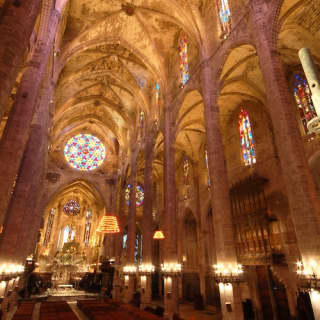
[140,275,152,310]
[218,283,244,320]
[163,276,179,320]
[310,290,320,319]
[123,275,135,304]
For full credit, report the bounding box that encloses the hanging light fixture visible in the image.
[97,214,120,234]
[153,230,165,240]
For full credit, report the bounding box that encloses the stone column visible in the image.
[0,9,61,230]
[250,1,320,316]
[124,151,138,303]
[0,79,55,264]
[200,58,243,319]
[0,0,42,121]
[163,103,179,319]
[141,136,155,308]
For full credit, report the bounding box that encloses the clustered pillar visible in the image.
[250,0,320,318]
[0,8,61,234]
[124,150,138,303]
[140,136,155,308]
[163,102,179,319]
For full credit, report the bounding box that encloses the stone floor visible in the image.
[10,299,222,320]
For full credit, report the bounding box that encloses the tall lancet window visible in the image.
[293,74,317,135]
[205,150,211,187]
[43,208,55,246]
[217,0,232,38]
[84,210,92,247]
[62,225,70,247]
[183,157,191,200]
[239,109,256,166]
[179,35,190,88]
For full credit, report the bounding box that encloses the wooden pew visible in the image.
[12,301,35,320]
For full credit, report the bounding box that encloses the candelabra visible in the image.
[161,263,182,277]
[0,264,24,281]
[138,264,155,275]
[123,265,137,275]
[296,261,320,292]
[213,263,244,284]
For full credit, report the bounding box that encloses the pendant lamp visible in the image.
[97,214,120,234]
[153,230,165,240]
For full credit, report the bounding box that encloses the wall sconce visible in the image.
[213,263,244,284]
[139,264,155,274]
[296,260,320,292]
[161,263,182,277]
[123,265,137,274]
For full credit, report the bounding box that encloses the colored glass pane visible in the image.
[64,134,105,171]
[179,35,190,87]
[293,74,317,134]
[125,184,144,207]
[239,109,256,166]
[63,199,80,216]
[183,158,191,200]
[217,0,232,38]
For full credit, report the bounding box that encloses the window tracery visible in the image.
[293,73,317,135]
[217,0,232,38]
[239,109,256,166]
[64,134,106,171]
[84,210,92,247]
[179,35,190,87]
[125,184,144,207]
[183,157,191,200]
[43,208,55,246]
[63,199,80,216]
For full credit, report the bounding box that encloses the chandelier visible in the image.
[63,199,80,216]
[96,214,120,234]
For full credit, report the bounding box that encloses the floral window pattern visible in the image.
[64,134,105,171]
[217,0,232,38]
[84,210,92,247]
[125,184,144,207]
[44,208,55,246]
[63,199,80,216]
[293,74,317,135]
[239,109,256,166]
[179,35,190,87]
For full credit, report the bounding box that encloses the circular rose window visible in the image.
[64,199,80,216]
[64,134,105,171]
[125,184,144,207]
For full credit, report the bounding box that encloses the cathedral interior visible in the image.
[0,0,320,319]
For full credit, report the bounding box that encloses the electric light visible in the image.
[96,214,120,234]
[153,230,165,240]
[123,265,137,274]
[296,260,320,291]
[161,263,182,276]
[139,264,155,273]
[213,263,244,284]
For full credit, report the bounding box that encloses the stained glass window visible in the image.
[217,0,232,38]
[183,157,191,200]
[205,150,211,187]
[84,210,92,247]
[64,134,105,171]
[125,184,144,207]
[239,109,256,166]
[179,35,190,87]
[140,111,145,127]
[64,199,80,216]
[62,226,70,247]
[44,208,55,246]
[293,74,317,135]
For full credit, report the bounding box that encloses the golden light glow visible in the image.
[96,214,120,234]
[153,230,165,239]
